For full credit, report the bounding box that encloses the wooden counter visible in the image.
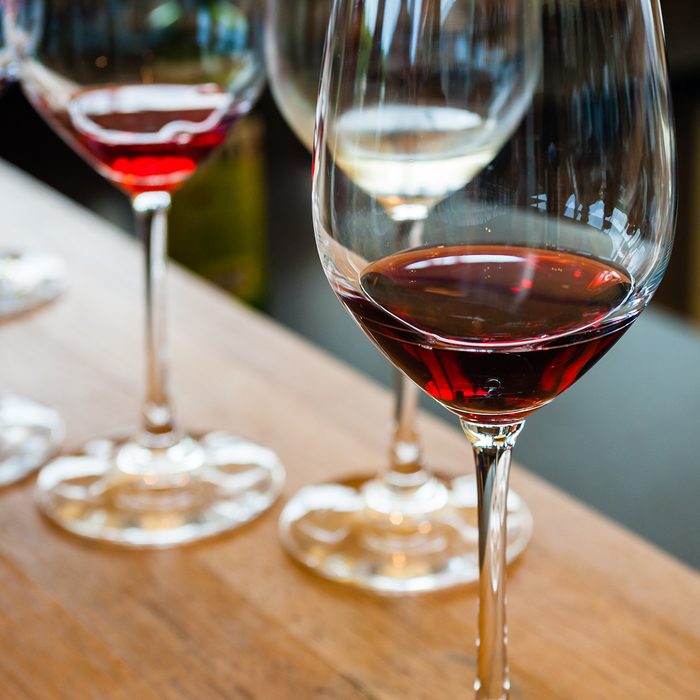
[1,161,699,699]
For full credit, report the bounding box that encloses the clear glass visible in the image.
[268,0,534,594]
[0,249,67,318]
[0,258,65,484]
[314,0,675,696]
[0,3,64,486]
[9,0,283,547]
[0,391,63,486]
[0,1,67,319]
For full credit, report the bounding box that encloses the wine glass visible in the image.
[9,0,284,547]
[0,0,64,486]
[314,0,674,695]
[0,0,67,319]
[269,0,537,593]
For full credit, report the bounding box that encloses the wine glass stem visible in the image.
[384,216,431,495]
[381,216,429,491]
[462,420,525,700]
[385,370,426,486]
[133,190,179,448]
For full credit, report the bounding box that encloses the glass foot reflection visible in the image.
[0,394,64,486]
[0,251,68,318]
[279,473,532,595]
[36,432,285,548]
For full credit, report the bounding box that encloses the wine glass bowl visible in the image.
[314,0,674,695]
[265,0,328,151]
[10,0,283,547]
[344,221,635,424]
[17,0,265,197]
[324,6,541,224]
[270,0,538,593]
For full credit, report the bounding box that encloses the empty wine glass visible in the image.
[270,0,537,593]
[314,0,675,695]
[0,0,67,319]
[9,0,284,547]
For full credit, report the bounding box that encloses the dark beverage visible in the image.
[338,244,635,424]
[34,84,240,195]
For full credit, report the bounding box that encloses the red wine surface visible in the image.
[41,84,239,194]
[339,244,636,423]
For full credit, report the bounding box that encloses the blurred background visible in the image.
[2,1,699,567]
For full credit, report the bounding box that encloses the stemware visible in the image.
[10,0,284,547]
[0,0,64,486]
[269,0,536,593]
[0,0,66,319]
[314,0,675,695]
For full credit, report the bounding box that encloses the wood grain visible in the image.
[1,160,699,699]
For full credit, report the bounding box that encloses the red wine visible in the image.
[37,84,241,195]
[338,245,636,424]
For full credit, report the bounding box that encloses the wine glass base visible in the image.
[0,394,64,486]
[0,251,68,319]
[36,432,285,548]
[279,473,532,595]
